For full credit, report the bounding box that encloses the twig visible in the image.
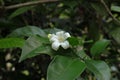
[100,0,120,23]
[0,0,59,10]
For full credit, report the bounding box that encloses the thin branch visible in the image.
[0,0,59,10]
[100,0,120,23]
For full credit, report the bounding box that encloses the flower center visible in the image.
[58,36,65,42]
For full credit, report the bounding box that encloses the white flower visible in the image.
[48,31,71,51]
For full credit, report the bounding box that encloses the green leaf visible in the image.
[111,5,120,12]
[47,55,86,80]
[63,1,80,9]
[19,36,52,62]
[110,27,120,45]
[44,28,62,34]
[90,39,110,56]
[9,6,33,19]
[85,60,111,80]
[0,38,25,48]
[91,3,107,16]
[8,26,46,38]
[0,19,16,28]
[68,37,79,46]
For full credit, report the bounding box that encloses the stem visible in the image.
[0,0,58,10]
[100,0,120,23]
[84,40,93,43]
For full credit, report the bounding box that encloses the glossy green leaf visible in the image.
[8,26,46,38]
[0,38,25,48]
[85,60,111,80]
[19,36,51,62]
[90,39,110,56]
[47,55,86,80]
[9,6,33,19]
[111,5,120,12]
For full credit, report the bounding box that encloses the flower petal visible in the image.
[49,34,58,42]
[64,32,71,39]
[61,41,70,49]
[56,31,64,36]
[52,41,60,51]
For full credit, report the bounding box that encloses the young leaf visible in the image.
[0,38,25,48]
[19,36,51,62]
[90,39,110,56]
[9,6,33,19]
[111,5,120,12]
[85,60,111,80]
[47,55,86,80]
[8,26,46,38]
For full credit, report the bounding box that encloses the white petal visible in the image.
[61,41,70,49]
[52,41,60,51]
[56,31,64,36]
[64,32,71,39]
[50,37,58,42]
[51,34,57,38]
[49,34,58,42]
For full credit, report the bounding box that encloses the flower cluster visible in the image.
[48,31,71,51]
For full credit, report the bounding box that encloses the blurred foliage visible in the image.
[0,0,120,80]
